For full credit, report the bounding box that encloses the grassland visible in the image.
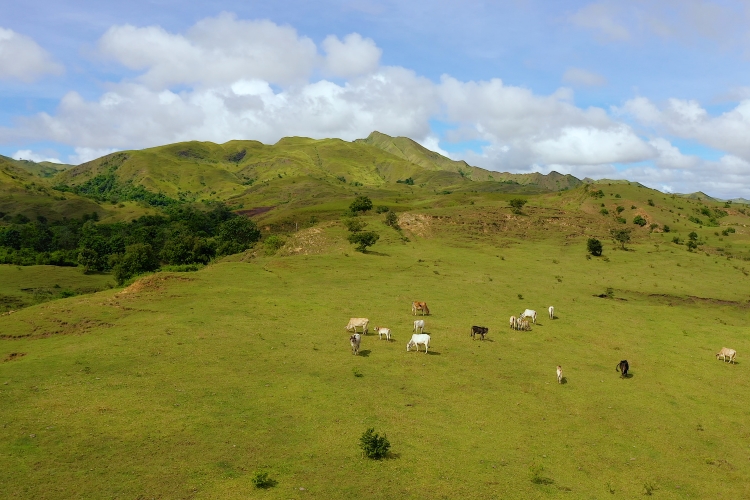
[2,181,750,499]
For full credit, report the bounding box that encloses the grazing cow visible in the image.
[518,319,531,331]
[407,333,431,353]
[413,319,425,334]
[519,309,537,324]
[345,318,369,335]
[616,360,629,377]
[549,306,554,320]
[471,325,489,340]
[509,316,516,329]
[556,365,563,384]
[412,301,430,316]
[373,326,391,341]
[716,347,737,364]
[349,334,361,355]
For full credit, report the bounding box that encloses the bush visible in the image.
[251,471,275,489]
[633,215,647,226]
[663,225,671,233]
[672,236,683,244]
[610,228,631,249]
[349,196,373,213]
[360,428,390,459]
[509,198,527,214]
[616,206,625,213]
[384,211,399,228]
[217,216,261,254]
[375,205,390,214]
[112,243,159,285]
[599,208,609,215]
[587,238,603,256]
[616,217,626,224]
[647,199,655,206]
[264,235,286,255]
[343,218,367,232]
[722,227,736,236]
[348,231,380,252]
[396,177,414,185]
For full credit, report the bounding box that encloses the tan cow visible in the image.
[412,301,430,316]
[345,318,369,335]
[716,347,737,364]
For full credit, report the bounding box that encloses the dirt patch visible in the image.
[398,213,432,237]
[236,206,274,217]
[648,293,750,308]
[3,352,26,362]
[280,226,331,255]
[117,274,195,297]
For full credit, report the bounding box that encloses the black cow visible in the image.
[616,360,629,377]
[471,325,489,340]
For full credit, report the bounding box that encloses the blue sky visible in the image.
[2,0,750,197]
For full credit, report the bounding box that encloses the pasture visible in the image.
[2,213,750,499]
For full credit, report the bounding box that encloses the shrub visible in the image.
[615,193,621,198]
[688,231,698,241]
[599,208,609,215]
[349,196,373,213]
[587,238,603,256]
[251,471,275,489]
[360,428,390,459]
[112,243,159,285]
[264,235,286,255]
[509,198,527,214]
[633,215,647,226]
[631,205,637,209]
[616,217,626,224]
[343,218,367,232]
[616,206,625,213]
[384,211,399,228]
[672,236,683,244]
[647,199,655,206]
[396,177,414,185]
[375,205,390,214]
[722,227,736,236]
[663,225,670,233]
[348,231,380,252]
[610,228,631,249]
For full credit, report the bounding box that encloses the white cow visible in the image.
[519,309,537,324]
[350,334,361,355]
[345,318,369,335]
[548,306,554,320]
[373,326,391,341]
[716,347,737,364]
[509,316,516,329]
[556,365,563,384]
[407,333,431,353]
[413,319,425,334]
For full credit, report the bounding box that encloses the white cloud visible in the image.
[0,27,63,82]
[97,13,318,88]
[322,33,382,78]
[620,96,750,161]
[11,149,62,163]
[562,67,607,87]
[69,147,119,165]
[417,136,452,159]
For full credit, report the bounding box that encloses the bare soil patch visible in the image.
[117,274,195,297]
[3,352,26,362]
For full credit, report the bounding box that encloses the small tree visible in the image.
[509,198,527,214]
[343,218,367,232]
[348,231,380,252]
[264,235,286,255]
[633,215,647,226]
[359,428,390,459]
[663,225,671,233]
[587,238,603,256]
[384,211,399,229]
[616,206,625,214]
[610,228,631,249]
[112,243,159,285]
[349,196,373,214]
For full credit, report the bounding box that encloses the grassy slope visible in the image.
[1,184,750,498]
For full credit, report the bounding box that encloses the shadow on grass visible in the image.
[560,376,568,384]
[358,349,372,357]
[426,350,441,355]
[364,251,390,257]
[621,372,634,379]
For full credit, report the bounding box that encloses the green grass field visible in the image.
[2,188,750,498]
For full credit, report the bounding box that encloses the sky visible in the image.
[2,0,750,198]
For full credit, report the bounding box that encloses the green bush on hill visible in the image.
[54,174,179,207]
[359,428,390,459]
[348,231,379,252]
[587,238,603,256]
[633,215,647,226]
[349,196,373,213]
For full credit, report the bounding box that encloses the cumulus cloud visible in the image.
[97,13,318,88]
[322,33,382,78]
[619,96,750,161]
[0,27,63,82]
[12,149,62,163]
[562,67,607,87]
[69,147,119,164]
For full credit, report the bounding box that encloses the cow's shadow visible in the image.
[358,350,372,357]
[426,350,441,355]
[620,373,634,379]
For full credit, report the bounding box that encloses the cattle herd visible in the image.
[346,301,738,382]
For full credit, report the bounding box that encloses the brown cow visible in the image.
[412,301,430,316]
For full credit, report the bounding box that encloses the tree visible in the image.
[633,215,647,226]
[217,216,260,255]
[112,243,159,285]
[384,211,399,229]
[610,228,631,250]
[343,218,367,232]
[587,238,603,256]
[509,198,528,214]
[348,231,380,252]
[349,196,373,214]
